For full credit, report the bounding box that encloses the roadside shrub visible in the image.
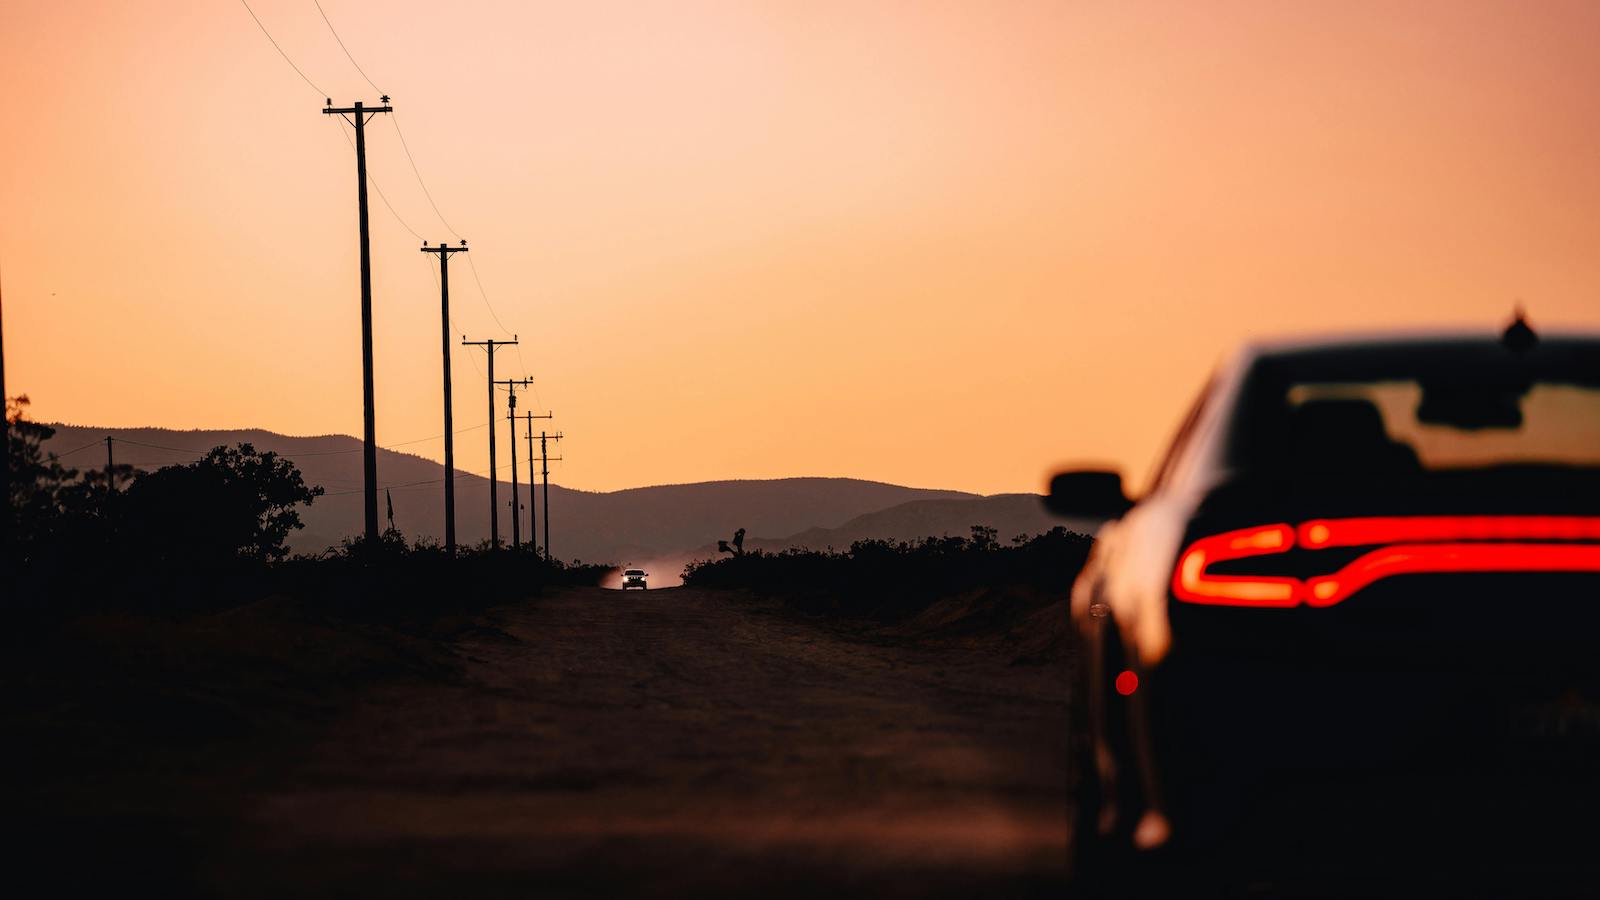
[682,525,1093,620]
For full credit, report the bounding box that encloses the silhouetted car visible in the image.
[622,569,649,590]
[1049,322,1600,892]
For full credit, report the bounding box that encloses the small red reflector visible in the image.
[1115,670,1139,695]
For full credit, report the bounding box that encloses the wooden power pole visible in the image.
[493,377,532,548]
[420,240,468,556]
[463,336,517,549]
[524,408,552,555]
[323,97,394,545]
[540,431,563,562]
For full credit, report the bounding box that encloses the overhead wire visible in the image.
[99,424,492,463]
[293,0,535,389]
[322,456,522,496]
[331,119,427,241]
[463,253,535,382]
[113,438,213,455]
[390,113,462,240]
[425,252,487,382]
[51,439,107,459]
[463,254,515,337]
[239,0,327,97]
[310,0,463,241]
[312,0,382,95]
[238,0,548,450]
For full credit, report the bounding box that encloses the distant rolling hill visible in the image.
[739,493,1092,553]
[35,425,982,564]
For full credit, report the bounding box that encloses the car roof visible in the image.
[1239,327,1600,359]
[1226,329,1600,385]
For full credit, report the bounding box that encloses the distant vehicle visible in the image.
[1049,322,1600,890]
[622,569,649,590]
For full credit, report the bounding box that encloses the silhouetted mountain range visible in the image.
[35,426,1071,567]
[732,494,1088,553]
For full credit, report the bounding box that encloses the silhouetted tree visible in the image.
[5,398,83,559]
[120,443,323,563]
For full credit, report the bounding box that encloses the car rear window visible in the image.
[1225,338,1600,474]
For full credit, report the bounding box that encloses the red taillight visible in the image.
[1175,516,1600,608]
[1171,523,1299,607]
[1298,515,1600,549]
[1303,542,1600,607]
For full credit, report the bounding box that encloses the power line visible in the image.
[273,0,533,390]
[463,253,534,382]
[238,0,327,97]
[311,0,461,244]
[389,422,489,447]
[322,457,524,497]
[422,253,460,333]
[325,474,449,496]
[464,248,515,337]
[312,0,383,95]
[424,250,486,381]
[52,439,106,459]
[95,422,490,463]
[271,424,493,455]
[333,120,426,240]
[390,114,462,240]
[112,438,212,455]
[307,1,462,239]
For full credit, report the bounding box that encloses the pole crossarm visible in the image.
[420,241,467,258]
[324,102,393,116]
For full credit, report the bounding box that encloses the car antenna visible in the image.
[1502,304,1538,353]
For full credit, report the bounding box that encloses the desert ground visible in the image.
[9,585,1070,897]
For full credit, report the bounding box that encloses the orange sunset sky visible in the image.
[4,0,1599,496]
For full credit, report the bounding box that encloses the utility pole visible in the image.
[524,409,552,554]
[323,97,394,545]
[540,431,564,562]
[493,377,532,548]
[104,436,114,487]
[420,240,468,556]
[463,336,517,549]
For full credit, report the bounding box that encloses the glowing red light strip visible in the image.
[1304,543,1600,606]
[1171,523,1298,606]
[1299,515,1600,549]
[1173,516,1600,608]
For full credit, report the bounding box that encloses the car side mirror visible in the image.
[1044,469,1133,520]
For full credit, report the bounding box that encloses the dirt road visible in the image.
[220,586,1070,897]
